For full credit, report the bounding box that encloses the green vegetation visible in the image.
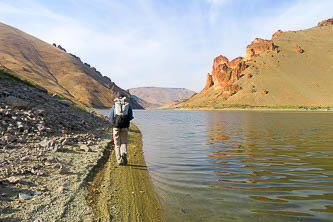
[180,103,333,111]
[0,69,35,87]
[75,104,88,112]
[48,92,68,100]
[1,68,91,113]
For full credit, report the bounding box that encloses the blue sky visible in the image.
[0,0,332,92]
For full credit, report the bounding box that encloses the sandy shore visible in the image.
[87,123,165,222]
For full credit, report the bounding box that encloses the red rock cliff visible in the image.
[198,17,333,105]
[205,55,248,97]
[317,18,333,27]
[272,29,283,39]
[205,73,213,89]
[202,35,278,98]
[245,38,277,60]
[202,33,279,98]
[229,57,243,68]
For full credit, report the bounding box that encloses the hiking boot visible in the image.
[122,153,127,165]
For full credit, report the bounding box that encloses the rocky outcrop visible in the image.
[228,57,243,69]
[210,55,230,90]
[261,89,269,95]
[56,44,67,52]
[4,96,29,108]
[205,55,248,98]
[295,45,304,54]
[317,18,333,27]
[245,38,277,60]
[272,29,283,39]
[221,85,241,97]
[204,73,213,89]
[199,35,278,100]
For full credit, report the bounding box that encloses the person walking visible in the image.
[110,95,134,165]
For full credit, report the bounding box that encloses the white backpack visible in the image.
[114,97,129,116]
[113,97,130,128]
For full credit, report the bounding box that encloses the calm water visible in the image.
[102,109,333,221]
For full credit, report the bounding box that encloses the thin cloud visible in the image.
[0,0,332,91]
[205,0,229,24]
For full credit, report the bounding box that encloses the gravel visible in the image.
[0,72,112,221]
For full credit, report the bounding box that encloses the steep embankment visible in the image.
[0,22,142,109]
[0,69,112,221]
[129,87,196,108]
[182,18,333,108]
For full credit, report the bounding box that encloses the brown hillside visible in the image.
[129,87,196,108]
[0,22,142,109]
[130,94,158,108]
[183,18,333,108]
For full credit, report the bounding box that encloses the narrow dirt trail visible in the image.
[87,124,165,222]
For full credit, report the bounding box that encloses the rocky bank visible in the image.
[0,69,113,221]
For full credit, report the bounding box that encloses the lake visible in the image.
[103,109,333,221]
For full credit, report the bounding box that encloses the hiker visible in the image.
[110,95,134,165]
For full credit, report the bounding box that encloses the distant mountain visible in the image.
[130,94,157,109]
[0,22,142,109]
[128,87,196,108]
[182,18,333,108]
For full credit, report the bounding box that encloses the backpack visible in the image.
[112,97,130,128]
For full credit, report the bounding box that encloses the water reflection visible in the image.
[205,112,333,219]
[98,109,333,221]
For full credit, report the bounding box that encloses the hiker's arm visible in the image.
[128,106,134,120]
[109,106,115,122]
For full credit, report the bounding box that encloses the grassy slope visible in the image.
[0,22,141,108]
[183,25,333,108]
[0,68,36,87]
